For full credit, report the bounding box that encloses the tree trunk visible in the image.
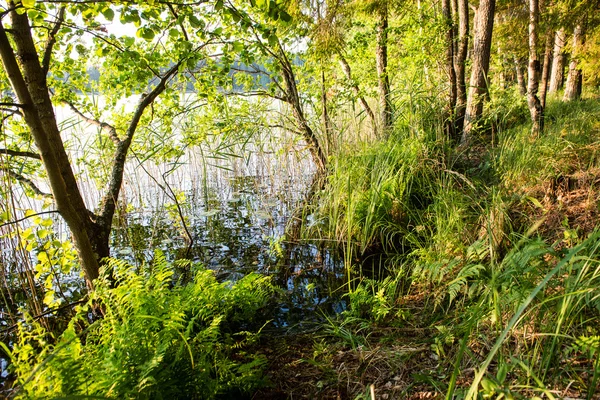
[376,0,392,135]
[338,54,376,135]
[539,32,553,109]
[514,56,527,96]
[320,69,333,154]
[0,6,181,288]
[461,0,496,143]
[548,28,566,93]
[526,0,543,135]
[443,0,457,140]
[563,24,584,101]
[279,47,327,172]
[454,0,469,136]
[0,10,101,286]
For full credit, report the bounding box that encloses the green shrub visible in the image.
[9,252,276,399]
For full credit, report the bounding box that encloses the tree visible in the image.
[549,28,566,92]
[526,0,544,134]
[442,0,457,139]
[0,1,211,286]
[461,0,496,143]
[563,22,584,101]
[375,0,392,135]
[452,0,469,136]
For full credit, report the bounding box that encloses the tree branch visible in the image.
[0,148,41,159]
[0,210,59,229]
[167,3,189,42]
[98,62,182,224]
[42,6,65,76]
[64,100,120,144]
[1,167,53,197]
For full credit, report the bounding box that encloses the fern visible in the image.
[10,251,276,399]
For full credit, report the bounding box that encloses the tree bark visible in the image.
[548,28,566,93]
[563,24,584,101]
[454,0,469,136]
[338,54,376,135]
[514,56,527,96]
[320,69,333,154]
[0,9,100,286]
[461,0,496,143]
[0,6,181,287]
[443,0,457,140]
[526,0,543,135]
[539,32,553,109]
[376,0,392,135]
[279,47,327,172]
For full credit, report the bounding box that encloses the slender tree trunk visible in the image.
[0,10,100,286]
[539,32,553,108]
[338,54,376,135]
[320,69,333,154]
[526,0,543,135]
[549,28,566,93]
[0,6,181,287]
[454,0,469,136]
[514,56,527,96]
[279,48,327,172]
[563,24,584,101]
[462,0,496,143]
[376,0,392,135]
[443,0,457,140]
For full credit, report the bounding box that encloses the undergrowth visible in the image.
[6,252,276,399]
[304,95,600,397]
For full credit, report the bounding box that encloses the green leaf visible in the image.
[22,0,36,9]
[279,10,292,23]
[232,41,244,52]
[102,8,115,21]
[189,15,203,29]
[136,27,155,41]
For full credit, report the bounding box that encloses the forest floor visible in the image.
[253,96,600,399]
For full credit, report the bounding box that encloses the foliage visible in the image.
[8,252,276,399]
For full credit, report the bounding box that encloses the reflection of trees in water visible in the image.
[109,174,346,325]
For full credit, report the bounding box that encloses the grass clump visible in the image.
[8,251,276,399]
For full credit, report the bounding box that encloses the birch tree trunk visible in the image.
[376,0,392,135]
[462,0,496,143]
[443,0,457,139]
[539,33,553,108]
[526,0,544,135]
[563,24,584,101]
[454,0,469,135]
[514,56,527,96]
[548,28,566,93]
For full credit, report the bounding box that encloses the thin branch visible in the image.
[0,107,23,117]
[1,167,53,198]
[0,101,24,107]
[0,298,87,335]
[42,6,65,75]
[0,210,59,229]
[167,3,189,42]
[0,148,41,159]
[98,62,182,222]
[64,101,120,144]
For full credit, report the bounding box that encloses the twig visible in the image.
[0,210,59,229]
[0,298,87,335]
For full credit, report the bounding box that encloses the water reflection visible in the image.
[111,171,347,327]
